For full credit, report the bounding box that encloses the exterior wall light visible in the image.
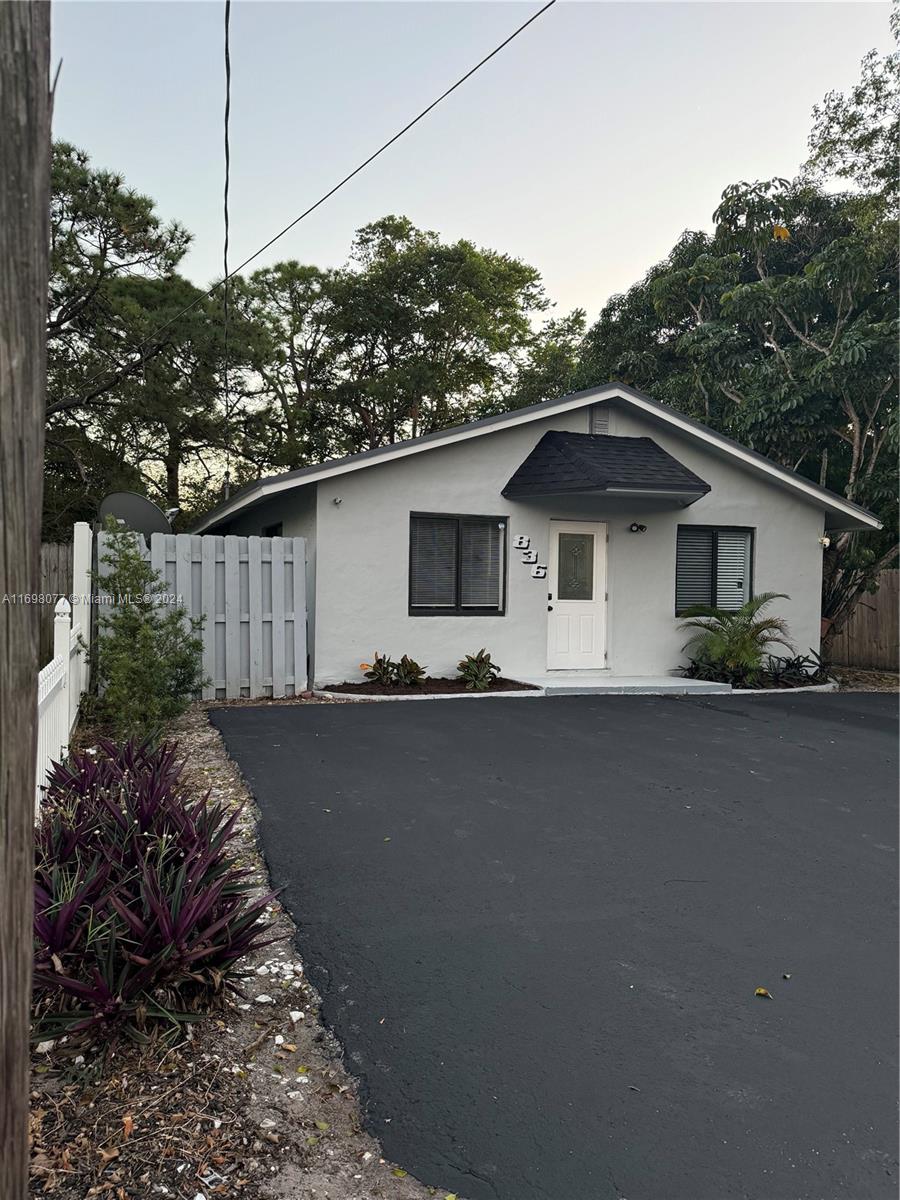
[819,534,831,548]
[629,523,647,533]
[332,496,343,506]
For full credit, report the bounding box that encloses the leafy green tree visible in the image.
[100,276,263,516]
[579,178,897,633]
[804,23,899,205]
[240,216,552,466]
[577,31,899,636]
[498,308,587,414]
[47,142,190,421]
[44,143,193,535]
[233,262,337,470]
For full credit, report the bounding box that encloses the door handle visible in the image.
[547,605,553,611]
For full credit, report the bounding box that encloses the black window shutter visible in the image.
[715,530,752,610]
[676,527,714,610]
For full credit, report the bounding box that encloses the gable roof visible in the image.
[502,432,711,504]
[194,382,881,532]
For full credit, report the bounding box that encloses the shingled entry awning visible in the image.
[501,431,711,505]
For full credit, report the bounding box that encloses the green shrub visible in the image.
[360,652,396,685]
[457,648,501,691]
[679,593,793,686]
[90,521,206,738]
[394,654,427,686]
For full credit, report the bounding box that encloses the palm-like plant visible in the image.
[679,593,794,682]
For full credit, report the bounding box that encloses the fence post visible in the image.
[53,598,71,759]
[71,522,92,683]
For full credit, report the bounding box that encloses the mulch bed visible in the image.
[323,676,537,696]
[30,707,444,1200]
[835,667,899,692]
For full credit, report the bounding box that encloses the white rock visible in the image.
[255,994,274,1004]
[256,966,269,975]
[259,1118,277,1129]
[36,1040,55,1054]
[274,1035,285,1045]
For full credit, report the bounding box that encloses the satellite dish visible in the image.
[98,492,173,537]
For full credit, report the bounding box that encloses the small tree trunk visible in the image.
[164,432,182,511]
[0,5,51,1197]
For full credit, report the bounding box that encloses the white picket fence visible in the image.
[35,522,92,811]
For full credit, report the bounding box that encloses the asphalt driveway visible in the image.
[211,693,898,1200]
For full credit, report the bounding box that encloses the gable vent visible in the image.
[590,404,610,435]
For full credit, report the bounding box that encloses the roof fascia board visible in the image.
[194,388,623,531]
[195,383,881,532]
[606,387,881,530]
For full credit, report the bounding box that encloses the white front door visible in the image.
[547,521,607,670]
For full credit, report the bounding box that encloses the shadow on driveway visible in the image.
[211,693,898,1200]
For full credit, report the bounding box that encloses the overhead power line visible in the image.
[60,0,558,412]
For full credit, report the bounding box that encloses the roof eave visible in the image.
[192,381,883,534]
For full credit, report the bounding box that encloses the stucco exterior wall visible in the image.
[304,404,825,685]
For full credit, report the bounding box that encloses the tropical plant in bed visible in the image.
[360,652,396,685]
[393,654,427,686]
[457,649,501,691]
[679,593,794,686]
[33,738,276,1038]
[763,650,832,688]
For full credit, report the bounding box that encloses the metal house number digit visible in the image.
[513,535,530,550]
[521,549,538,564]
[531,564,547,578]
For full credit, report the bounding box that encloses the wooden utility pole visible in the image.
[0,4,51,1197]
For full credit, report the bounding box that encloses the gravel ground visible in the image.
[31,703,456,1200]
[835,667,898,691]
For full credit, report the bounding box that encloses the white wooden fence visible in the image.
[35,522,92,810]
[34,526,308,810]
[97,530,308,701]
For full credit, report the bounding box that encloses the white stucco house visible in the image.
[194,383,881,690]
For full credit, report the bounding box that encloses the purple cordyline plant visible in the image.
[33,738,278,1038]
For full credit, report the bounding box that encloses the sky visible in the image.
[51,1,894,321]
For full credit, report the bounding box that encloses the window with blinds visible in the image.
[675,526,753,613]
[410,514,507,614]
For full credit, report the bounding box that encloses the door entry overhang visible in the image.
[502,431,710,507]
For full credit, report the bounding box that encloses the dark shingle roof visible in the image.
[501,431,711,501]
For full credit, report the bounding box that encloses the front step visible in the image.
[522,675,732,697]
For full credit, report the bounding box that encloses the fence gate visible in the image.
[97,531,308,700]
